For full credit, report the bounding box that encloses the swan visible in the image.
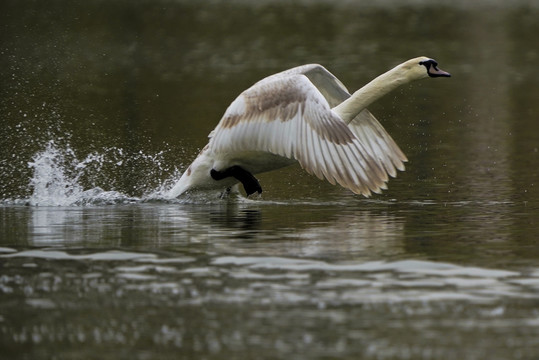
[167,56,450,198]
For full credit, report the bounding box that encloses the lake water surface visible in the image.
[2,0,539,359]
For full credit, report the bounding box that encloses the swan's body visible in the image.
[167,56,450,198]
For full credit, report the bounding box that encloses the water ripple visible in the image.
[1,248,539,359]
[1,249,538,307]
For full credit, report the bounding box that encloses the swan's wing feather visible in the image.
[290,65,407,178]
[348,109,408,178]
[296,64,350,107]
[257,64,350,107]
[210,75,389,196]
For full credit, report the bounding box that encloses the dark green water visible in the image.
[1,1,539,359]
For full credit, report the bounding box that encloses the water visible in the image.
[2,0,539,359]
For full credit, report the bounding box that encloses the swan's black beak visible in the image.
[420,59,451,78]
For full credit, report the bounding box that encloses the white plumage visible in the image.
[167,57,450,198]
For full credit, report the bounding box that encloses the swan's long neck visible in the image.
[333,63,417,124]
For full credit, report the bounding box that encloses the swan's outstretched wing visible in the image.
[209,74,391,196]
[290,64,408,178]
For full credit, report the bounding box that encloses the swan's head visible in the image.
[401,56,451,80]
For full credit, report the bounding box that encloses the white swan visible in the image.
[168,56,450,198]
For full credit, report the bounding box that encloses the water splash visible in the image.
[0,138,242,206]
[26,141,127,206]
[27,140,83,206]
[24,140,183,206]
[3,137,262,206]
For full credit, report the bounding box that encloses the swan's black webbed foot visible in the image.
[210,166,262,196]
